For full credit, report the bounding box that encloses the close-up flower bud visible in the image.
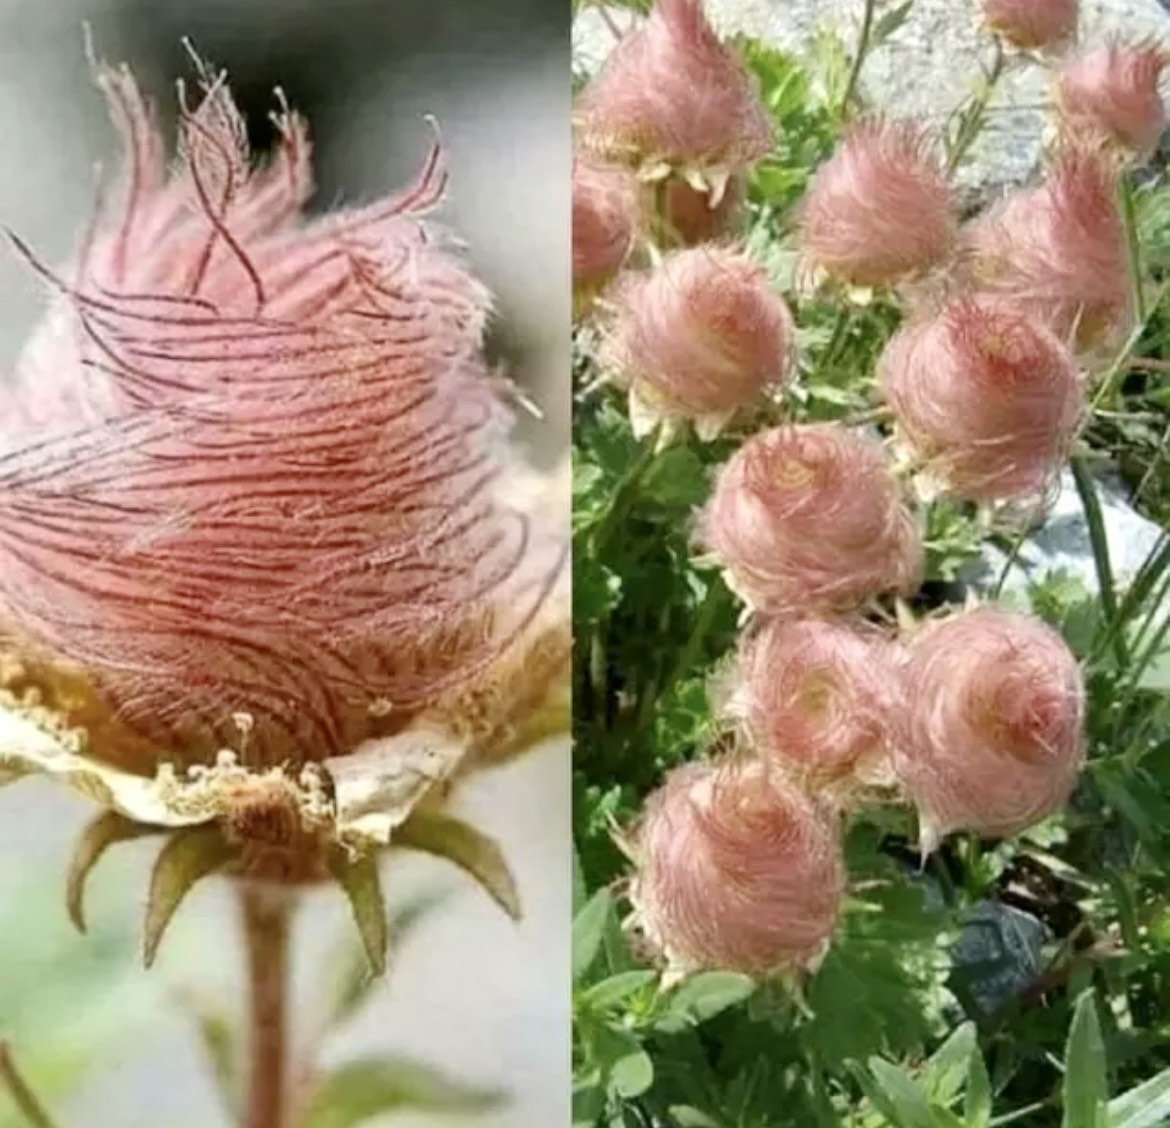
[572,154,637,301]
[1056,43,1169,156]
[798,119,956,289]
[629,758,845,978]
[573,0,772,179]
[606,246,794,437]
[962,147,1129,349]
[894,606,1085,850]
[879,297,1084,501]
[700,424,923,616]
[732,618,903,792]
[980,0,1078,52]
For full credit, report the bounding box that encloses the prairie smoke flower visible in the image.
[1056,44,1169,156]
[894,606,1085,850]
[980,0,1077,52]
[572,155,636,302]
[607,246,794,439]
[963,148,1129,349]
[629,759,844,979]
[0,56,565,948]
[574,0,772,187]
[798,119,956,289]
[732,618,902,792]
[879,297,1084,501]
[700,424,923,616]
[655,172,745,246]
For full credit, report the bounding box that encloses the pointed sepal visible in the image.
[392,811,521,922]
[66,809,162,932]
[144,825,237,967]
[328,848,388,977]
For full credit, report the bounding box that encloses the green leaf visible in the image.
[867,1058,936,1128]
[143,826,236,968]
[302,1057,505,1128]
[65,810,161,933]
[872,0,914,45]
[328,849,388,977]
[1107,1066,1170,1128]
[573,1080,605,1128]
[573,888,613,983]
[658,972,756,1028]
[392,810,521,920]
[610,1045,654,1100]
[668,1108,724,1128]
[965,1046,992,1128]
[1063,990,1108,1128]
[924,1022,977,1105]
[579,970,657,1012]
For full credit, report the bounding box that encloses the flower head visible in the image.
[894,606,1085,850]
[629,758,844,978]
[879,297,1084,500]
[962,147,1129,349]
[1056,43,1168,156]
[798,119,956,289]
[656,172,745,245]
[732,618,902,792]
[700,424,922,616]
[607,246,794,438]
[574,0,772,180]
[980,0,1077,51]
[572,154,637,300]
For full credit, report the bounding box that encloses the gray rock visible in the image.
[953,900,1049,1013]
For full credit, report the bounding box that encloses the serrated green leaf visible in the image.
[867,1058,936,1128]
[143,826,236,968]
[1063,990,1108,1128]
[580,970,657,1012]
[392,810,520,920]
[1107,1065,1170,1128]
[573,888,613,983]
[328,850,388,977]
[301,1057,505,1128]
[65,810,160,933]
[660,972,756,1027]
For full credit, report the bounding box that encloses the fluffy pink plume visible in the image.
[1057,44,1169,155]
[735,618,902,790]
[894,606,1085,847]
[609,246,794,425]
[630,759,844,977]
[980,0,1077,51]
[0,60,553,772]
[879,297,1084,501]
[963,148,1129,349]
[798,119,956,288]
[574,0,772,173]
[700,424,923,617]
[572,155,636,295]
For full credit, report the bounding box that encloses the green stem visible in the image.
[0,1044,59,1128]
[945,42,1004,178]
[840,0,877,119]
[1070,456,1128,668]
[589,433,660,557]
[1120,175,1146,325]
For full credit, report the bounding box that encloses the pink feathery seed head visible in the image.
[1057,43,1169,155]
[610,245,795,425]
[0,56,551,775]
[700,423,923,617]
[734,618,904,792]
[980,0,1077,51]
[574,0,773,175]
[798,118,956,289]
[572,155,637,295]
[629,758,845,977]
[963,146,1129,350]
[656,173,745,245]
[894,606,1085,849]
[879,297,1085,501]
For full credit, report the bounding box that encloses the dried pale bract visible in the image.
[629,758,844,980]
[1056,43,1169,156]
[962,147,1129,350]
[700,424,923,616]
[879,297,1084,501]
[894,606,1085,851]
[574,0,772,181]
[980,0,1077,52]
[798,119,956,289]
[731,618,903,794]
[572,154,637,303]
[606,246,794,439]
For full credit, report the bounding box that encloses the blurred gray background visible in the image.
[0,1,570,1126]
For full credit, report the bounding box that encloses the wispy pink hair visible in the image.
[608,246,794,423]
[894,607,1085,848]
[962,147,1129,349]
[1057,43,1169,156]
[572,154,636,294]
[574,0,772,173]
[980,0,1077,51]
[879,297,1084,501]
[734,618,902,791]
[798,119,956,289]
[630,758,844,976]
[700,424,923,617]
[0,59,553,772]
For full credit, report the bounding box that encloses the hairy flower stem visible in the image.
[945,41,1004,177]
[241,885,293,1128]
[840,0,876,120]
[0,1043,58,1128]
